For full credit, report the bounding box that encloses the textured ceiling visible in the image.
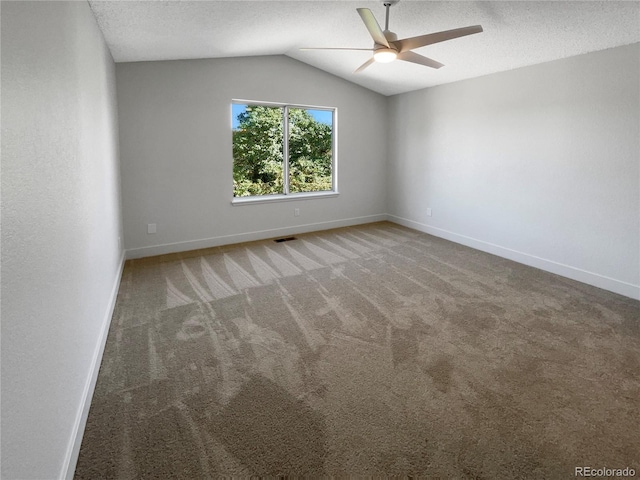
[88,0,640,96]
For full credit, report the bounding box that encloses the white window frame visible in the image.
[231,99,338,205]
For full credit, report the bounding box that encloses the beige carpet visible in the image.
[75,222,639,478]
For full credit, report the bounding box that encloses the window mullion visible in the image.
[283,106,290,195]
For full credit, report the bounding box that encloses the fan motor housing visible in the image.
[383,30,398,42]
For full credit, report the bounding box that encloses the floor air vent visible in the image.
[274,236,297,243]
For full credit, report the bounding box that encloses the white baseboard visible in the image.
[125,214,388,260]
[387,215,640,301]
[60,250,126,480]
[124,213,638,299]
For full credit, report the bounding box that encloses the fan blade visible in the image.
[394,25,483,53]
[354,57,375,74]
[300,47,373,51]
[397,51,444,69]
[357,8,389,47]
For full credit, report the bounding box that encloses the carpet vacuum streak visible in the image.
[75,222,640,478]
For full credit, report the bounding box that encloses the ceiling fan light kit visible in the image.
[301,0,483,73]
[373,48,397,63]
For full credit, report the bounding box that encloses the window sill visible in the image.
[231,191,339,206]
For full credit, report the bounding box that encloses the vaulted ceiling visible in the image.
[88,1,640,96]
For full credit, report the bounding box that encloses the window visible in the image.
[232,101,336,202]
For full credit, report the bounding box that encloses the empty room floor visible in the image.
[75,222,639,478]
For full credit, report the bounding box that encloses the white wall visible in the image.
[1,2,124,478]
[388,44,640,299]
[116,56,388,258]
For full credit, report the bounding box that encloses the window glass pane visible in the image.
[232,104,284,197]
[288,108,333,193]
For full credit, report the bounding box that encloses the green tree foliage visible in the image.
[233,105,332,197]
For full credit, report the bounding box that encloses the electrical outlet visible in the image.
[294,208,300,217]
[426,208,432,217]
[147,223,157,234]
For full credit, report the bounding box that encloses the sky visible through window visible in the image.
[232,104,332,129]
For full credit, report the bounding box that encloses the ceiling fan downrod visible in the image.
[384,3,391,31]
[382,0,399,31]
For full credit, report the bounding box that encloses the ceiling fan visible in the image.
[301,0,483,73]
